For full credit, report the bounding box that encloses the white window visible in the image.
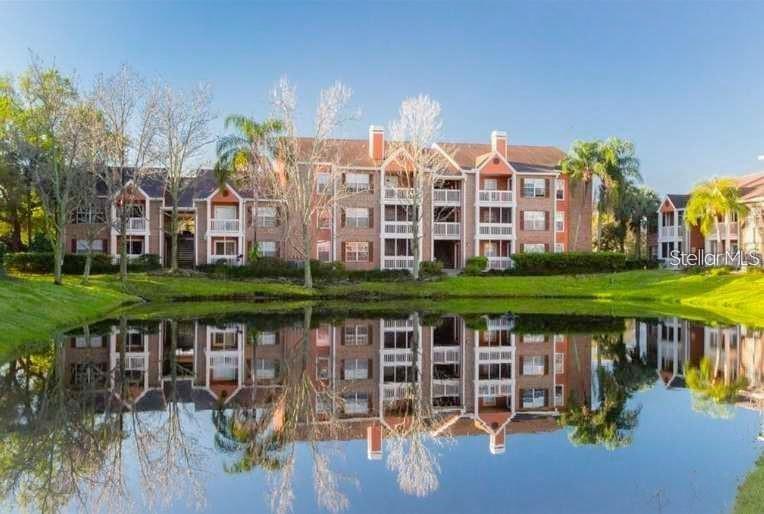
[257,331,277,345]
[344,359,369,380]
[523,211,547,231]
[73,206,105,224]
[554,352,564,374]
[555,179,565,200]
[319,211,332,230]
[214,240,237,256]
[346,172,371,192]
[316,356,330,380]
[126,238,144,256]
[343,392,369,414]
[344,324,369,345]
[523,243,546,253]
[256,207,277,228]
[522,355,545,376]
[258,241,277,257]
[214,205,237,220]
[554,243,564,253]
[317,241,331,262]
[316,173,331,193]
[554,385,564,407]
[76,239,104,254]
[345,208,370,228]
[523,178,546,198]
[484,241,498,257]
[345,241,369,262]
[523,334,545,343]
[483,178,497,191]
[522,388,547,409]
[555,212,565,232]
[316,325,331,347]
[255,359,277,379]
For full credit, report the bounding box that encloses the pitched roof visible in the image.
[736,171,764,202]
[667,194,690,209]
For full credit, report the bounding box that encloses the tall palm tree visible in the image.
[685,178,748,259]
[560,140,609,250]
[622,185,659,258]
[596,138,641,250]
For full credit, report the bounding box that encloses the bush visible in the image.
[419,260,444,279]
[28,233,53,253]
[0,241,6,275]
[5,252,161,274]
[508,252,628,275]
[625,258,660,270]
[463,256,488,275]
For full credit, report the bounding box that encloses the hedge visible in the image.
[199,257,412,282]
[5,252,161,274]
[508,252,630,275]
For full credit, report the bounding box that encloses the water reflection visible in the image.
[0,311,762,513]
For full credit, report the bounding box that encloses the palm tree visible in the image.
[685,178,749,260]
[561,140,610,250]
[596,138,641,251]
[216,115,284,182]
[621,185,659,258]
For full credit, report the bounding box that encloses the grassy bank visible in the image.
[735,455,764,514]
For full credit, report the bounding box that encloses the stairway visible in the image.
[177,238,195,269]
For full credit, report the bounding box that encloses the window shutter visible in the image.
[368,241,373,262]
[341,241,347,262]
[102,239,108,254]
[545,355,550,374]
[520,211,525,230]
[368,209,374,229]
[340,360,346,380]
[520,178,526,197]
[341,327,346,345]
[368,359,373,379]
[275,241,280,258]
[545,212,550,231]
[341,208,346,228]
[71,239,77,253]
[545,179,550,197]
[519,356,524,372]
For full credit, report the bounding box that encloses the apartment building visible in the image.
[60,313,592,456]
[64,127,591,271]
[656,171,764,264]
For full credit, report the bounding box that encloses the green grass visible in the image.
[735,455,764,514]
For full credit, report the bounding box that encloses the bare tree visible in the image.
[153,82,215,272]
[387,95,454,280]
[91,66,159,284]
[268,77,358,288]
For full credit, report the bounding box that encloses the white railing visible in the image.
[486,317,514,331]
[384,187,415,203]
[120,354,146,371]
[433,222,460,238]
[659,225,685,238]
[486,256,512,270]
[478,348,513,362]
[383,349,414,364]
[433,347,461,364]
[210,351,239,369]
[344,368,368,380]
[209,254,241,265]
[433,189,461,205]
[478,379,512,397]
[383,383,414,401]
[383,257,415,270]
[523,334,546,343]
[711,222,739,239]
[257,332,277,345]
[127,217,146,232]
[384,318,414,329]
[478,190,514,204]
[255,366,276,379]
[522,361,545,376]
[209,218,241,233]
[383,221,414,236]
[343,399,369,415]
[432,379,461,397]
[478,223,513,237]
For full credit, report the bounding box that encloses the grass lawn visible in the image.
[735,455,764,514]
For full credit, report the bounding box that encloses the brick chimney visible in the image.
[491,130,507,159]
[369,125,385,161]
[367,423,383,460]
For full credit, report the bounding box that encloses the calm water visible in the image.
[1,308,763,514]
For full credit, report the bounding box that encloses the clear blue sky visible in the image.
[3,1,764,195]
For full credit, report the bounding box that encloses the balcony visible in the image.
[383,221,414,237]
[711,221,739,239]
[383,257,414,270]
[432,379,461,397]
[433,222,460,239]
[659,225,685,239]
[486,256,512,270]
[383,382,414,401]
[478,222,513,238]
[478,190,514,205]
[209,218,241,234]
[382,348,414,364]
[433,347,461,364]
[486,317,514,331]
[433,189,461,206]
[210,351,239,369]
[478,379,512,398]
[478,347,513,363]
[126,217,146,233]
[384,187,414,204]
[384,318,414,329]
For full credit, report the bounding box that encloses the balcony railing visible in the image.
[486,317,514,331]
[384,187,414,204]
[433,347,461,364]
[478,190,514,204]
[659,225,685,238]
[478,223,513,237]
[433,222,460,239]
[383,318,414,329]
[711,222,739,239]
[433,189,461,205]
[210,351,239,369]
[383,257,414,270]
[486,256,512,270]
[382,348,414,364]
[126,217,146,232]
[383,221,414,236]
[478,348,513,362]
[383,382,414,401]
[209,218,241,233]
[432,379,461,397]
[478,379,512,397]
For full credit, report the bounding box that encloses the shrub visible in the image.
[345,268,411,281]
[0,241,6,275]
[508,252,628,275]
[28,233,53,253]
[463,256,488,275]
[624,258,660,270]
[5,252,161,274]
[419,260,444,279]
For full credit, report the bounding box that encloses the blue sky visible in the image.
[3,1,764,195]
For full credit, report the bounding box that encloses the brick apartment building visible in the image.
[64,127,592,271]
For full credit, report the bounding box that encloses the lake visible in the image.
[1,307,762,514]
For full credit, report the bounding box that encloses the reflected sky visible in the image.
[1,311,762,514]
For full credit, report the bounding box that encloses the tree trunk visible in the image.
[170,205,178,272]
[412,202,421,280]
[26,189,34,248]
[302,223,312,288]
[119,210,128,285]
[634,227,642,260]
[573,179,590,252]
[53,227,64,286]
[82,248,92,285]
